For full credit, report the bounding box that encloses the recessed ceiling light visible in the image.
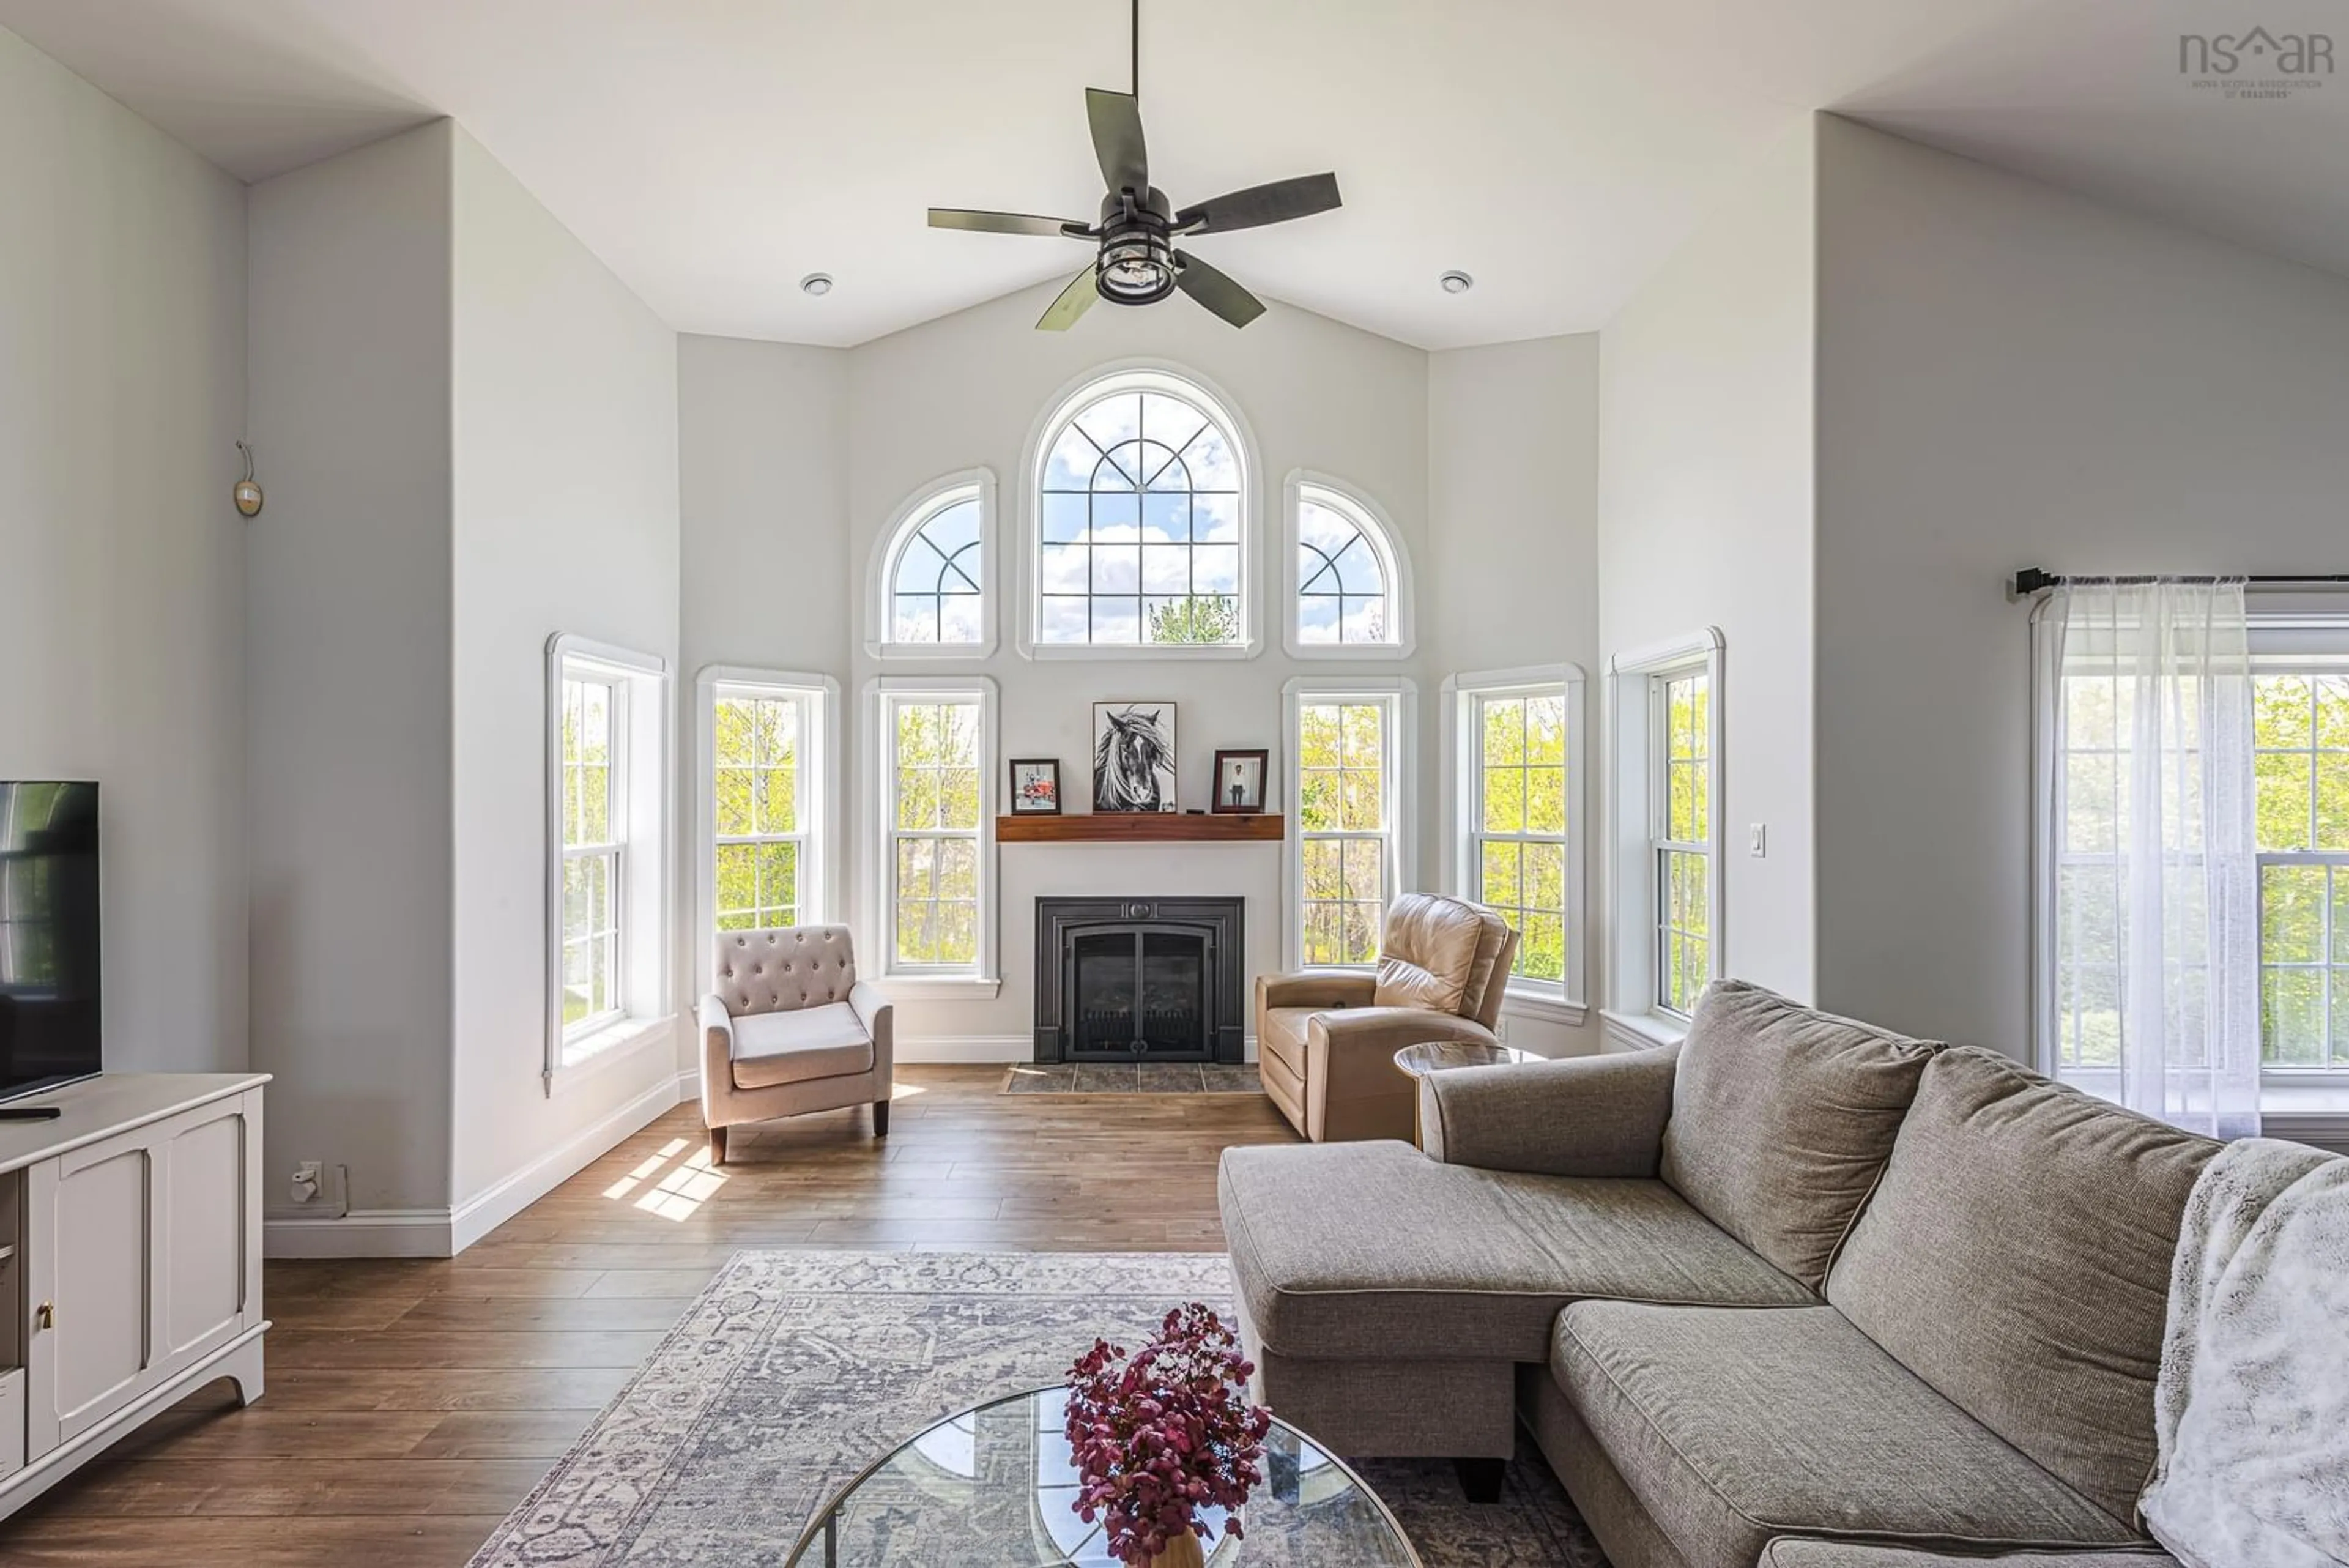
[1439,270,1474,295]
[800,273,834,297]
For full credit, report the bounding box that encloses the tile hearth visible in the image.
[1002,1063,1264,1096]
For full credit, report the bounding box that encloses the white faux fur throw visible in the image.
[2140,1136,2349,1568]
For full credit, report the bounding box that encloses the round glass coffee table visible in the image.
[785,1384,1421,1566]
[1393,1041,1537,1148]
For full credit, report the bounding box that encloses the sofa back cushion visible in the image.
[1826,1046,2217,1524]
[1659,981,1939,1291]
[1373,893,1497,1016]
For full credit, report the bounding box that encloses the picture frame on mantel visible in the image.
[1212,749,1269,814]
[1093,700,1177,812]
[1008,757,1063,816]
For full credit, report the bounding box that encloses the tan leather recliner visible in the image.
[699,926,893,1164]
[1255,893,1520,1143]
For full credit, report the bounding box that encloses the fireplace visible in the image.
[1034,897,1245,1064]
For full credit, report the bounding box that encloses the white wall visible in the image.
[1427,335,1604,1054]
[246,122,455,1213]
[0,26,248,1075]
[1812,116,2349,1053]
[447,128,681,1213]
[1597,120,1819,1007]
[843,283,1432,1049]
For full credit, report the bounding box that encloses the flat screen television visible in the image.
[0,782,102,1102]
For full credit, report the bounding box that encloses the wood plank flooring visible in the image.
[0,1066,1297,1565]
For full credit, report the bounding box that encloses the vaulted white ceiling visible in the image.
[4,0,2341,349]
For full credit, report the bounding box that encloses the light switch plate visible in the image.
[1748,823,1767,857]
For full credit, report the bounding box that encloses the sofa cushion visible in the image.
[1826,1047,2216,1524]
[1761,1544,2175,1567]
[730,1002,874,1089]
[1218,1140,1812,1365]
[1553,1302,2140,1568]
[1660,980,1940,1290]
[1373,893,1486,1013]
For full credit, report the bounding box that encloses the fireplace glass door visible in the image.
[1066,925,1211,1060]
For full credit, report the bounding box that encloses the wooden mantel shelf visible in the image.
[997,812,1285,844]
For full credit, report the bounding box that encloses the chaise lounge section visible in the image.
[1218,980,2214,1568]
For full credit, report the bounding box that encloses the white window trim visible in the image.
[694,666,841,989]
[862,675,1002,999]
[1283,675,1417,972]
[1603,630,1724,1042]
[1284,470,1414,660]
[866,469,997,660]
[1016,360,1264,662]
[2030,603,2349,1103]
[1442,664,1587,1027]
[544,633,675,1094]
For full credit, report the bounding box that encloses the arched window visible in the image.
[869,472,995,658]
[1287,475,1409,658]
[1028,368,1255,655]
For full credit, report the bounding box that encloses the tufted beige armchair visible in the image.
[699,925,893,1164]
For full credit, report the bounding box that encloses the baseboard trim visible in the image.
[265,1068,692,1260]
[449,1066,688,1253]
[264,1208,453,1260]
[896,1035,1034,1063]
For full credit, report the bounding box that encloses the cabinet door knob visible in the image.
[35,1301,53,1330]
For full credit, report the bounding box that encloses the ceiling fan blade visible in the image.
[1175,173,1341,235]
[1085,87,1149,196]
[929,208,1088,238]
[1174,251,1265,329]
[1036,266,1102,332]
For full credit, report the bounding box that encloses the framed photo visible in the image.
[1212,749,1269,814]
[1008,758,1063,816]
[1093,700,1177,812]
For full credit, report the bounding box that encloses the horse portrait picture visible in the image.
[1092,701,1178,812]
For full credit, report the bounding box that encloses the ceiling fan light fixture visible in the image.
[1097,232,1176,304]
[799,272,834,297]
[1440,270,1474,295]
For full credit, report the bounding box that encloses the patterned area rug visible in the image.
[1003,1063,1264,1094]
[466,1250,1605,1567]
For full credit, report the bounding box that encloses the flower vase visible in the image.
[1146,1534,1206,1568]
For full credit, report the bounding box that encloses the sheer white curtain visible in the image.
[2049,579,2261,1139]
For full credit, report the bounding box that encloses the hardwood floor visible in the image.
[0,1066,1297,1565]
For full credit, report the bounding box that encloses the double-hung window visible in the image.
[1288,679,1412,968]
[870,678,998,990]
[2038,609,2349,1123]
[701,670,836,949]
[1606,632,1724,1036]
[1447,667,1585,1016]
[558,672,625,1036]
[546,636,671,1082]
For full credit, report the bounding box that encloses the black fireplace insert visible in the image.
[1033,896,1245,1064]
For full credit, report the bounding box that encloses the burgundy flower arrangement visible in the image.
[1066,1302,1274,1567]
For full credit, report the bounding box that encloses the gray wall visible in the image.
[0,26,248,1074]
[1597,119,1819,1006]
[1813,115,2349,1053]
[245,122,456,1213]
[448,127,682,1207]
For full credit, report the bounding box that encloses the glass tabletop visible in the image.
[786,1384,1420,1567]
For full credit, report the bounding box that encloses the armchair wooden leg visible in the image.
[707,1124,728,1166]
[872,1098,891,1137]
[1453,1456,1505,1504]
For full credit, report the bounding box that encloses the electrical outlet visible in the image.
[1748,823,1768,858]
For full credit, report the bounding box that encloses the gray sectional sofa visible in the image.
[1216,979,2208,1568]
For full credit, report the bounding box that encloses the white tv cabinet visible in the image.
[0,1072,268,1520]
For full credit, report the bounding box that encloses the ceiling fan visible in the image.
[927,0,1342,332]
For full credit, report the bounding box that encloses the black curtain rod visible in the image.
[2013,567,2349,596]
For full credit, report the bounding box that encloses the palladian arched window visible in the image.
[1288,475,1410,658]
[869,472,995,659]
[1027,368,1255,655]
